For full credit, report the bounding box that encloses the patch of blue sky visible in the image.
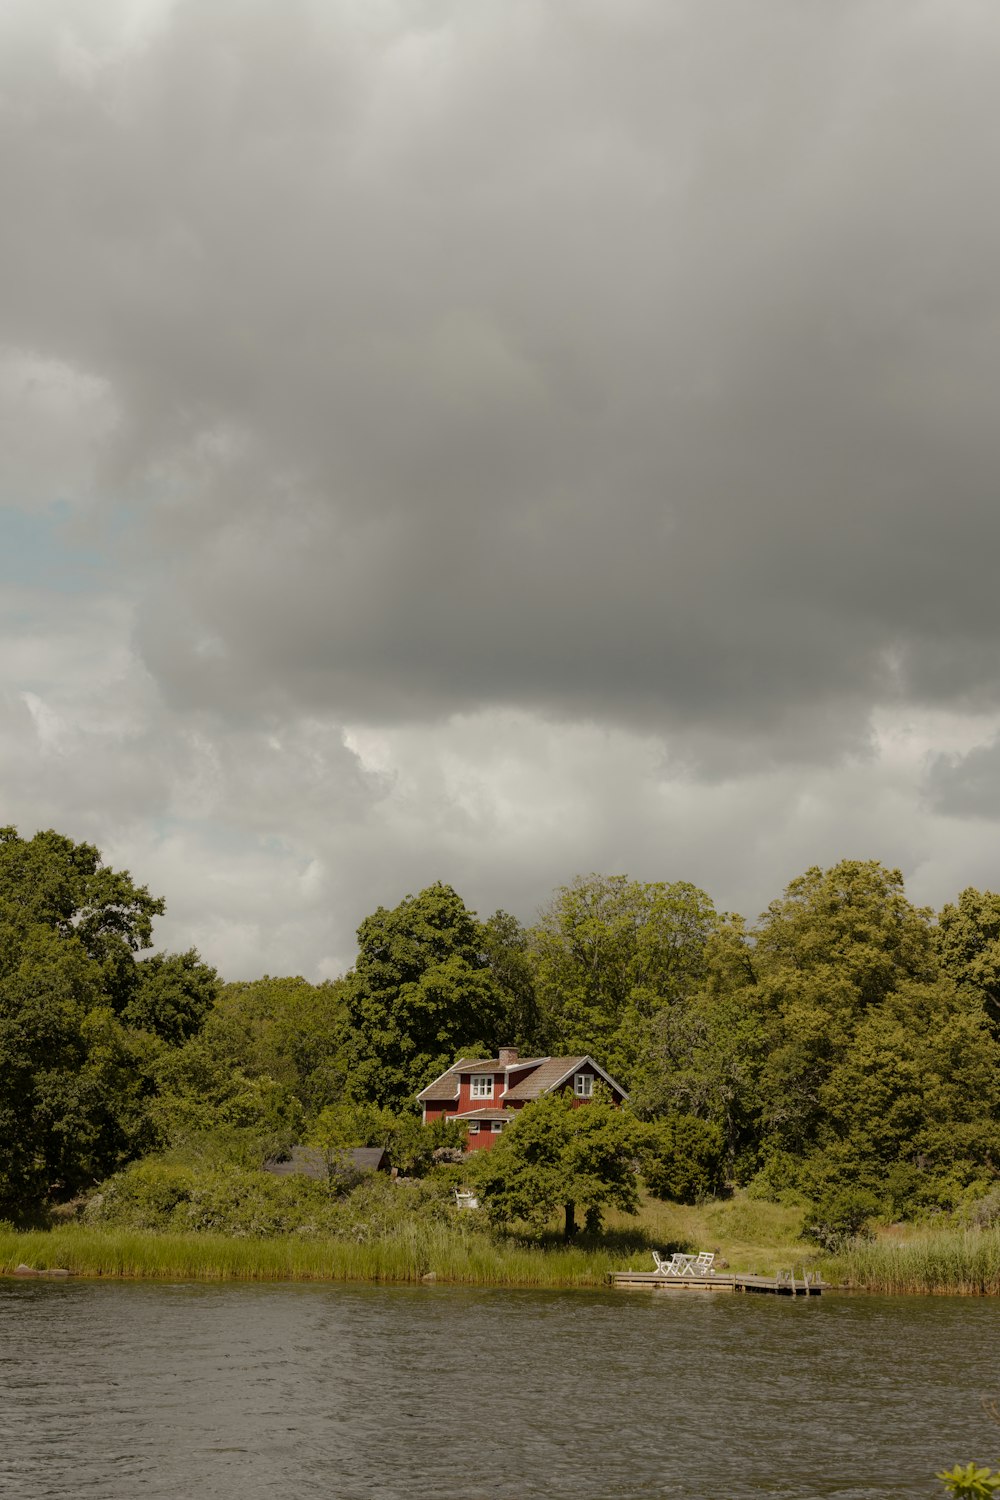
[0,503,110,594]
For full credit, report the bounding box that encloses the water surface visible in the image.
[1,1280,997,1499]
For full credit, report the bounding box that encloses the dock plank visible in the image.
[609,1270,825,1295]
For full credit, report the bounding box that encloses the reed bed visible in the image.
[0,1223,621,1287]
[821,1227,1000,1295]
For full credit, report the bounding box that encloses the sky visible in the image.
[3,0,1000,980]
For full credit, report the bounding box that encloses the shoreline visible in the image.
[4,1224,1000,1295]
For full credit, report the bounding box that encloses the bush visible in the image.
[85,1162,199,1230]
[938,1463,1000,1497]
[967,1184,1000,1230]
[803,1186,880,1251]
[84,1157,462,1239]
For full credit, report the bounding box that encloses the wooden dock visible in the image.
[609,1269,825,1296]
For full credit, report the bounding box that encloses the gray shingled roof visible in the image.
[417,1055,551,1101]
[263,1145,388,1179]
[502,1056,589,1101]
[448,1107,517,1122]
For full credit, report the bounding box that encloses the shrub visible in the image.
[803,1186,880,1251]
[937,1462,1000,1497]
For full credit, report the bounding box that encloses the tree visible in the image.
[0,926,156,1212]
[0,828,168,1215]
[937,887,1000,1033]
[340,883,507,1110]
[479,909,541,1052]
[640,1114,724,1205]
[753,860,937,1007]
[203,975,349,1115]
[125,949,220,1045]
[530,874,718,1078]
[0,825,165,1016]
[476,1089,640,1239]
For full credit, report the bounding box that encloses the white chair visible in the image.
[652,1250,688,1276]
[692,1251,715,1275]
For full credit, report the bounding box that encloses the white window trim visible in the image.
[490,1121,504,1133]
[470,1074,494,1100]
[468,1121,480,1134]
[573,1073,594,1098]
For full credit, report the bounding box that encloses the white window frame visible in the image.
[470,1075,494,1100]
[467,1121,480,1135]
[490,1121,504,1133]
[573,1073,594,1098]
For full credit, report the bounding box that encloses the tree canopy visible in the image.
[338,882,509,1110]
[476,1088,641,1239]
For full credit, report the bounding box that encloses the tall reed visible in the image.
[822,1228,1000,1295]
[0,1223,622,1287]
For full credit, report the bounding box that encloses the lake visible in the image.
[1,1280,998,1499]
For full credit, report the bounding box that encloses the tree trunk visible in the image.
[563,1201,577,1240]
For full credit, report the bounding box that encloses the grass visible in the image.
[819,1227,1000,1296]
[0,1221,624,1287]
[0,1190,813,1287]
[7,1196,1000,1293]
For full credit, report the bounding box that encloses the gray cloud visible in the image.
[3,1,1000,975]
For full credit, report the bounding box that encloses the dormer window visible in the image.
[573,1073,594,1098]
[470,1075,494,1100]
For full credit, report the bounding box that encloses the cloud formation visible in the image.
[3,1,1000,974]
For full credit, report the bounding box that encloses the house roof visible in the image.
[330,1147,388,1174]
[446,1107,517,1122]
[502,1056,589,1100]
[263,1145,388,1180]
[450,1056,547,1074]
[264,1146,327,1180]
[418,1052,628,1106]
[504,1055,628,1101]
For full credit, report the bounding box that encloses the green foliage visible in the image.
[480,909,541,1051]
[476,1089,640,1238]
[938,1463,1000,1496]
[203,975,348,1115]
[0,825,164,1016]
[640,1114,724,1205]
[341,883,507,1109]
[937,887,1000,1033]
[530,875,718,1075]
[754,860,937,1006]
[307,1102,465,1175]
[124,950,219,1045]
[0,921,159,1214]
[803,1186,880,1251]
[85,1157,458,1239]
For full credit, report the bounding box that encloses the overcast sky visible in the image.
[3,0,1000,979]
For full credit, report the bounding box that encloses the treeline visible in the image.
[2,824,1000,1223]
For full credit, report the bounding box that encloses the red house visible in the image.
[417,1047,628,1151]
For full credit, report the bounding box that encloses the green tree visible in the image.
[340,883,506,1110]
[204,975,349,1115]
[480,909,541,1052]
[476,1089,640,1239]
[0,825,165,1016]
[937,887,1000,1032]
[0,927,156,1213]
[125,949,219,1045]
[753,860,937,1007]
[640,1114,724,1204]
[530,874,718,1077]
